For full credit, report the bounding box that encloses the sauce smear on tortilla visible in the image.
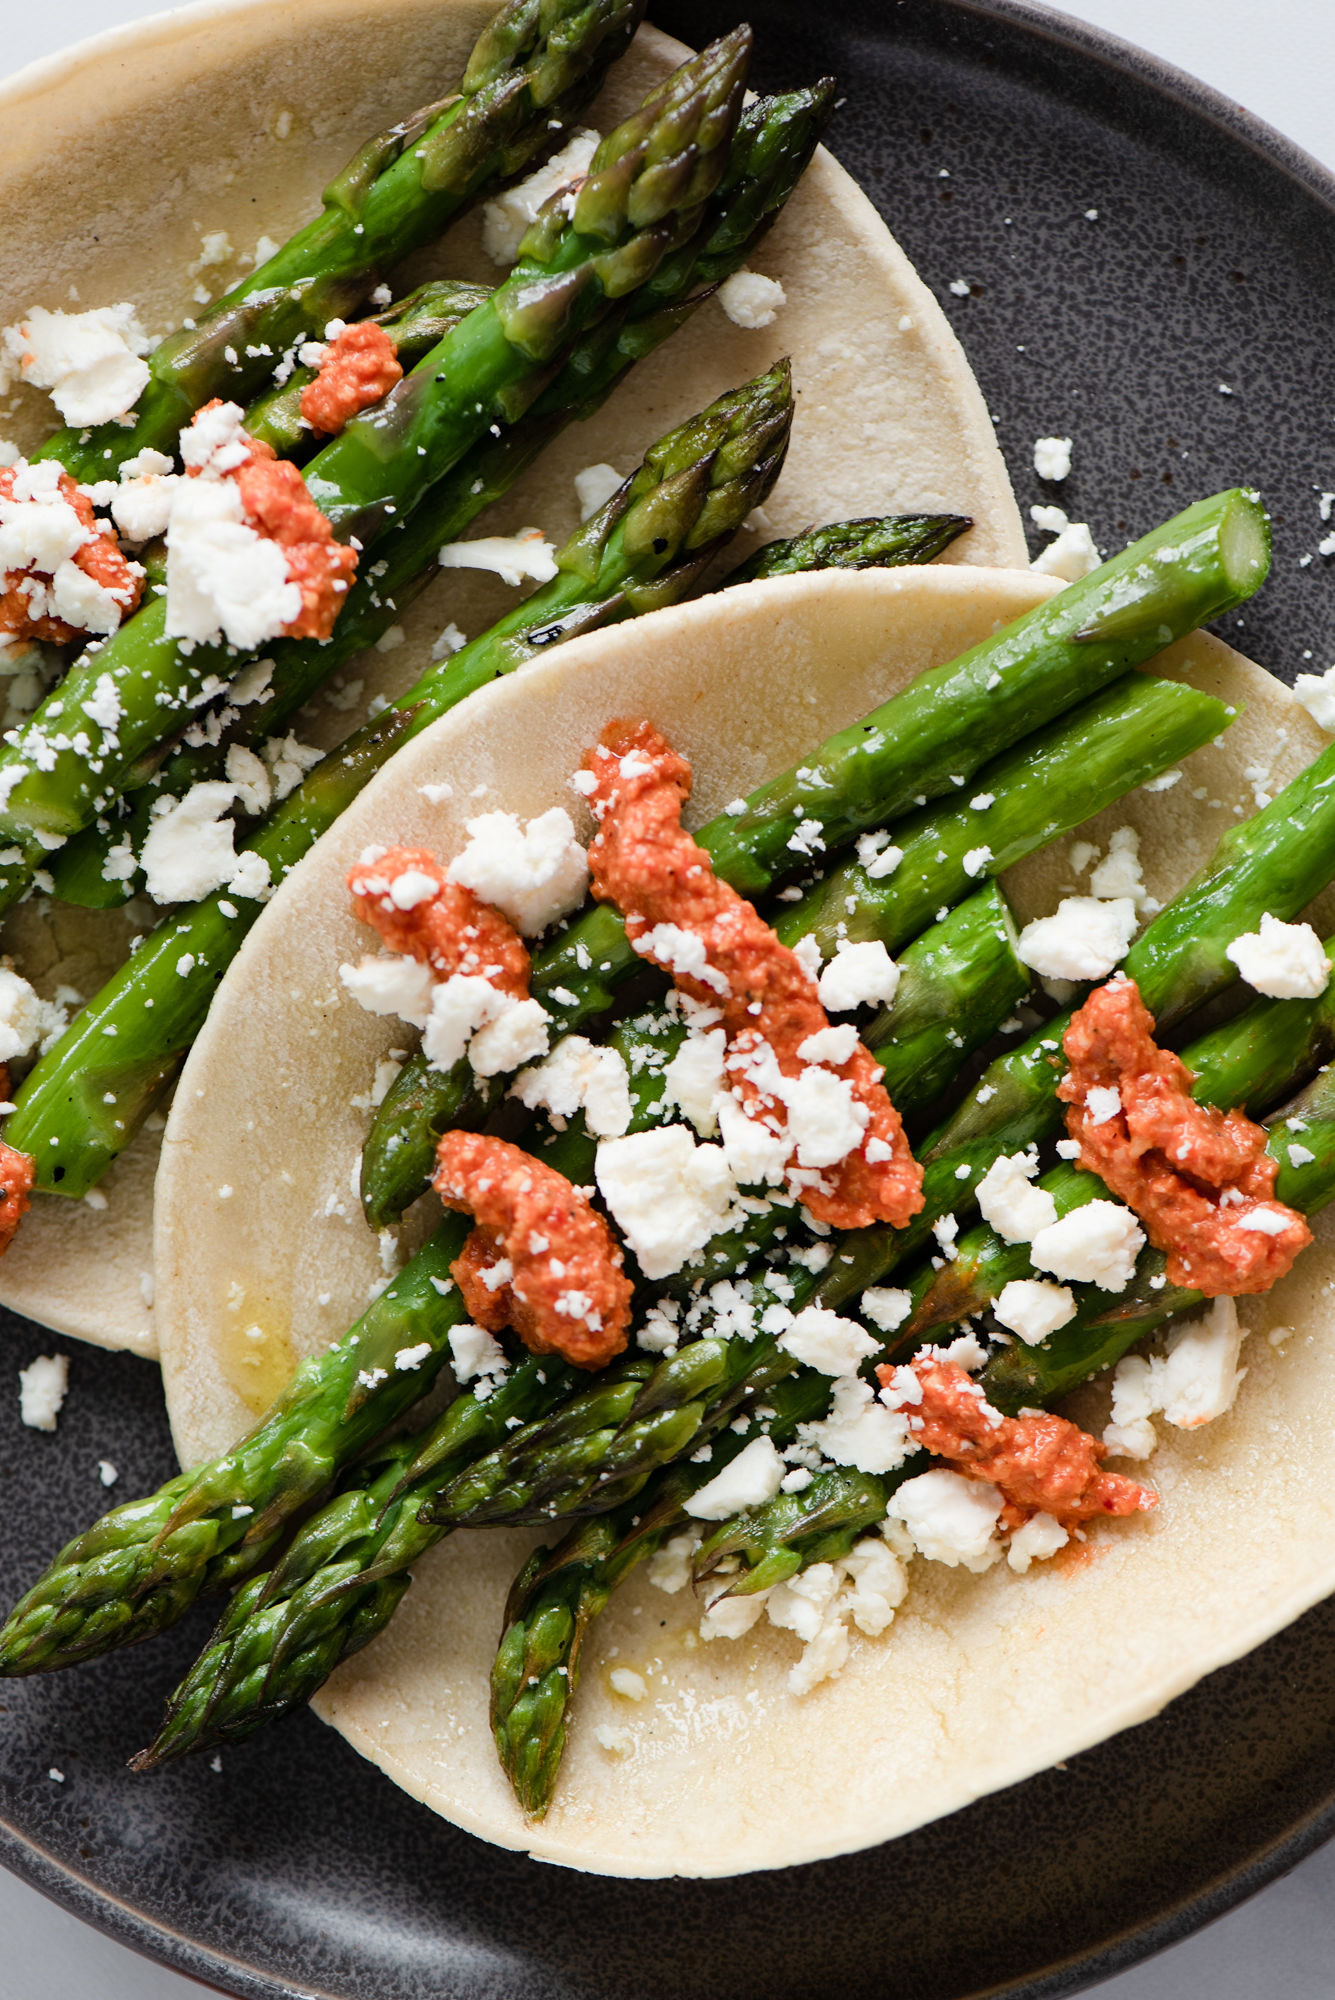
[1060,975,1309,1294]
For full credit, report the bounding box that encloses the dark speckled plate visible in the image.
[4,2,1335,1995]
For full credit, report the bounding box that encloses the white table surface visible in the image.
[2,0,1334,1995]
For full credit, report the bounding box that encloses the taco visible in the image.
[0,0,1024,1354]
[148,550,1335,1875]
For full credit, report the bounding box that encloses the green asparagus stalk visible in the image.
[7,360,793,1197]
[0,31,753,914]
[723,514,972,583]
[491,1366,833,1816]
[362,488,1272,1222]
[41,0,648,482]
[49,84,836,914]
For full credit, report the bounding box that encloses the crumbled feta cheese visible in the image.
[1033,434,1073,481]
[699,1591,770,1640]
[110,465,178,544]
[18,1352,68,1431]
[1086,1083,1122,1126]
[573,462,623,520]
[798,1374,914,1474]
[887,1467,1003,1570]
[511,1033,631,1137]
[1007,1512,1069,1572]
[164,471,299,648]
[661,1026,726,1138]
[1226,913,1331,999]
[633,920,729,995]
[339,952,435,1027]
[480,128,600,265]
[596,1126,739,1279]
[98,1459,119,1486]
[430,622,466,660]
[862,1287,911,1334]
[817,939,900,1013]
[646,1530,699,1594]
[437,528,557,587]
[1104,1296,1245,1458]
[1017,896,1137,979]
[797,1023,859,1066]
[717,1094,789,1186]
[0,965,66,1062]
[1102,1350,1159,1460]
[1294,663,1335,733]
[429,979,548,1078]
[717,267,787,329]
[1032,522,1099,581]
[224,743,271,816]
[777,1305,881,1377]
[609,1667,646,1700]
[1089,825,1155,914]
[593,1723,634,1756]
[447,806,587,935]
[261,731,323,801]
[976,1150,1058,1243]
[448,1322,509,1385]
[856,828,903,879]
[1155,1295,1246,1426]
[138,781,255,904]
[0,304,150,425]
[1029,1199,1145,1289]
[767,1562,842,1642]
[394,1342,431,1372]
[993,1277,1076,1344]
[1031,503,1069,534]
[684,1434,786,1519]
[228,656,275,707]
[784,1064,868,1168]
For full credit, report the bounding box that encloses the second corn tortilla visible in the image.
[153,562,1335,1875]
[0,0,1026,1353]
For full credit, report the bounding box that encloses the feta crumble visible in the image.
[138,781,262,905]
[573,462,623,520]
[595,1126,740,1278]
[1225,913,1331,999]
[339,952,435,1026]
[447,806,587,935]
[777,1305,881,1377]
[0,965,66,1062]
[861,1286,911,1334]
[1103,1296,1245,1460]
[437,529,558,588]
[976,1149,1057,1243]
[646,1530,699,1594]
[164,452,299,649]
[888,1468,1003,1570]
[716,267,787,329]
[511,1033,632,1137]
[1006,1512,1069,1572]
[0,304,150,426]
[18,1352,68,1431]
[817,939,900,1013]
[1016,895,1137,980]
[798,1374,914,1474]
[684,1435,786,1519]
[448,1322,509,1386]
[1033,434,1073,481]
[1294,662,1335,734]
[993,1277,1076,1344]
[661,1025,726,1136]
[480,129,600,266]
[1029,1199,1145,1289]
[1032,522,1099,581]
